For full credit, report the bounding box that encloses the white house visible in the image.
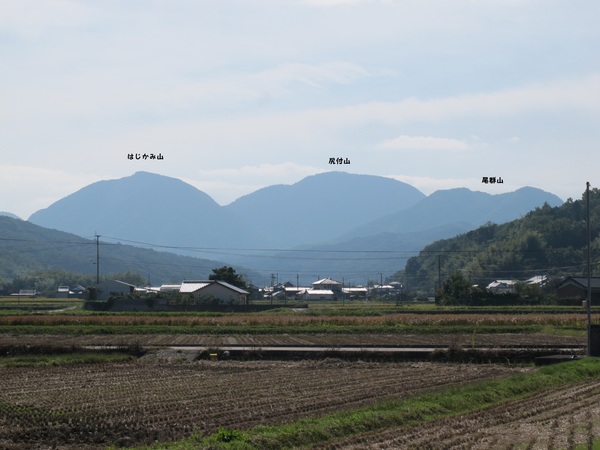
[178,280,249,305]
[486,280,518,294]
[299,277,344,300]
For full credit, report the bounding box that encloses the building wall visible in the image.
[195,283,247,304]
[95,281,135,300]
[557,283,600,302]
[557,284,585,300]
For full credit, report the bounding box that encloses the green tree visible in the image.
[209,266,247,289]
[437,272,473,305]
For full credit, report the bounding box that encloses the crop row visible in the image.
[0,360,522,449]
[0,312,593,328]
[0,331,586,351]
[324,376,600,449]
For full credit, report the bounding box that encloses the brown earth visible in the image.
[0,359,522,450]
[0,332,586,348]
[322,378,600,449]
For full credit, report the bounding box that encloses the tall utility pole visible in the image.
[270,273,275,305]
[438,255,442,291]
[96,234,100,285]
[586,182,592,356]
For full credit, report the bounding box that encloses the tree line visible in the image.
[394,188,600,300]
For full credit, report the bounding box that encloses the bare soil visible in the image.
[0,332,586,348]
[0,359,521,449]
[320,378,600,449]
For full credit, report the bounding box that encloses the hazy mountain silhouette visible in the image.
[29,171,272,252]
[257,186,564,285]
[30,171,426,250]
[224,171,426,246]
[341,186,564,240]
[0,212,21,220]
[25,171,564,286]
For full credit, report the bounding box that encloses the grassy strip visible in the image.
[0,301,594,316]
[0,351,135,367]
[576,438,600,450]
[0,324,545,335]
[128,358,600,450]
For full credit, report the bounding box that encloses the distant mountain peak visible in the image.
[224,171,426,246]
[340,185,564,240]
[27,171,266,248]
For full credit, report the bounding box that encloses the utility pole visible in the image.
[96,234,100,285]
[438,255,442,291]
[586,182,592,356]
[270,273,275,305]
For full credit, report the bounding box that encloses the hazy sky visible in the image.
[2,0,600,219]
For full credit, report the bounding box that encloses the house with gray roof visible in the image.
[178,280,248,305]
[557,276,600,302]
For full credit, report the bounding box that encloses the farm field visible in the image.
[0,359,521,450]
[0,311,592,338]
[324,378,600,449]
[0,300,597,449]
[0,331,586,349]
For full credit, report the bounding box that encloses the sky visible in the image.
[2,0,600,220]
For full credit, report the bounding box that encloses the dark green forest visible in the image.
[2,269,148,297]
[394,188,600,296]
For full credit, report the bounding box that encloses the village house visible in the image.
[177,280,249,305]
[556,276,600,302]
[94,280,136,300]
[301,278,343,300]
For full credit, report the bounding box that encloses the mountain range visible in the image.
[14,171,565,286]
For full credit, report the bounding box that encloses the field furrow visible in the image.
[323,378,600,449]
[0,360,520,449]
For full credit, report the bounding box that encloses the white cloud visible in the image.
[0,61,372,122]
[309,74,600,128]
[104,74,600,158]
[300,0,392,6]
[380,135,469,151]
[0,0,93,38]
[257,62,368,87]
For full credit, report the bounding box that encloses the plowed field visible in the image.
[0,360,521,450]
[0,332,585,348]
[320,378,600,449]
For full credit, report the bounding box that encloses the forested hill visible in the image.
[0,216,239,288]
[395,189,600,295]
